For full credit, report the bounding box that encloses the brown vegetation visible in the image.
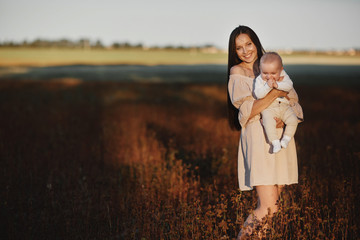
[1,79,359,239]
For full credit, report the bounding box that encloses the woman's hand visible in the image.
[277,90,290,100]
[275,117,285,128]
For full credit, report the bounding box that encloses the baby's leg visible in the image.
[262,109,282,153]
[261,109,278,143]
[282,107,298,139]
[280,106,298,148]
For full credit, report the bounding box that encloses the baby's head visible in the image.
[259,52,283,81]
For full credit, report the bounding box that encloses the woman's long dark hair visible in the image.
[227,25,265,131]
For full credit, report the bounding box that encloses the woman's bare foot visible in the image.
[237,214,272,239]
[237,213,261,239]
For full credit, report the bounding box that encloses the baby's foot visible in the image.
[272,140,281,153]
[280,135,291,148]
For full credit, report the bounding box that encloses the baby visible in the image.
[254,52,298,153]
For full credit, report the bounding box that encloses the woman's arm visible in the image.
[249,89,286,120]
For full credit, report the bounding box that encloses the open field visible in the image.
[1,48,360,66]
[1,77,359,239]
[0,48,227,66]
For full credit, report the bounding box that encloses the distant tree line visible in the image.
[0,38,125,49]
[0,38,219,51]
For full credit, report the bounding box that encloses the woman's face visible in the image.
[235,33,258,64]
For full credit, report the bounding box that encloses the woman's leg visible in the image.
[253,185,280,218]
[277,184,284,197]
[238,185,280,239]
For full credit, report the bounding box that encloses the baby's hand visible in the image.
[273,81,278,89]
[267,79,274,88]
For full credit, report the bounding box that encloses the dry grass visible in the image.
[1,79,359,239]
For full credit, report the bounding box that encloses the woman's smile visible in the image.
[242,53,253,60]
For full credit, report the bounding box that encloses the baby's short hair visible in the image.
[260,52,283,67]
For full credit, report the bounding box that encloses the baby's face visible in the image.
[260,61,282,81]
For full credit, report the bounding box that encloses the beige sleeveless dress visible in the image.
[228,74,303,191]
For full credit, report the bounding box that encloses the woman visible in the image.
[227,25,303,238]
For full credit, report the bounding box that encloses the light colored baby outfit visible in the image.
[254,70,299,153]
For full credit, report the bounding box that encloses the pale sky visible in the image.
[1,0,360,50]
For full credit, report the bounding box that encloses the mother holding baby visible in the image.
[227,25,303,238]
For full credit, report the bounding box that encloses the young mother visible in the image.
[227,25,303,238]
